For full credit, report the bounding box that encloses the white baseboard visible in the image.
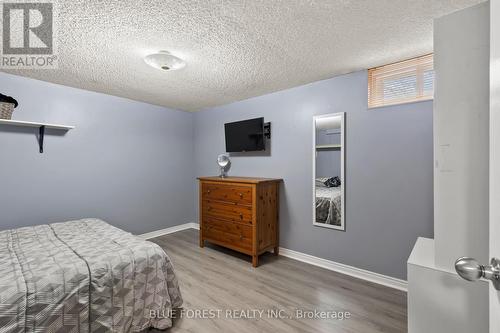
[278,247,407,291]
[138,222,199,240]
[139,224,407,292]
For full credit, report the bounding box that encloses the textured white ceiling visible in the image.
[2,0,483,111]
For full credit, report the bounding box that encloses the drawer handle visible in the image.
[208,206,212,211]
[239,193,243,198]
[207,190,211,194]
[239,213,243,219]
[239,234,243,240]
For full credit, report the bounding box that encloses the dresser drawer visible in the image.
[203,217,252,239]
[203,223,252,251]
[203,200,253,224]
[202,183,252,205]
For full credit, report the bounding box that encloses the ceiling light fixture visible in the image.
[144,51,186,71]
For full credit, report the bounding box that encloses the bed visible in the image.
[315,186,342,225]
[0,218,182,333]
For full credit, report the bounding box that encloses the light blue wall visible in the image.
[0,69,433,280]
[0,73,195,234]
[194,70,434,280]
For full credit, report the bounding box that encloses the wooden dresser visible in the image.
[198,176,282,267]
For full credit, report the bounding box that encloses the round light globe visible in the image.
[144,51,186,71]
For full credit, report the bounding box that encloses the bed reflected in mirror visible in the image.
[313,112,345,231]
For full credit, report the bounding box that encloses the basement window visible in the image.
[368,54,434,108]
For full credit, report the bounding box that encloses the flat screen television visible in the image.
[224,117,265,152]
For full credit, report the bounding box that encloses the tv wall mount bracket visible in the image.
[264,122,271,139]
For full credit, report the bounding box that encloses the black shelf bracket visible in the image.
[264,122,271,139]
[38,125,45,153]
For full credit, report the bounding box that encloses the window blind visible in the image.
[368,54,434,108]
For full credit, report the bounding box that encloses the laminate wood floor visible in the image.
[149,229,407,333]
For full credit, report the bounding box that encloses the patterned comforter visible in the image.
[315,187,342,225]
[0,219,182,332]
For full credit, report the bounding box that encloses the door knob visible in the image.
[455,257,500,290]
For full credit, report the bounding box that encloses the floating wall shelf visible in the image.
[0,119,75,153]
[315,144,341,150]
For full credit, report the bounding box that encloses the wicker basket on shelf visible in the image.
[0,94,19,120]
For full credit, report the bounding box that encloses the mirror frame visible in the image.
[312,112,346,231]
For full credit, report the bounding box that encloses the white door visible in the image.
[489,0,500,330]
[455,2,500,331]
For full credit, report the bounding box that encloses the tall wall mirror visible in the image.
[313,112,345,230]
